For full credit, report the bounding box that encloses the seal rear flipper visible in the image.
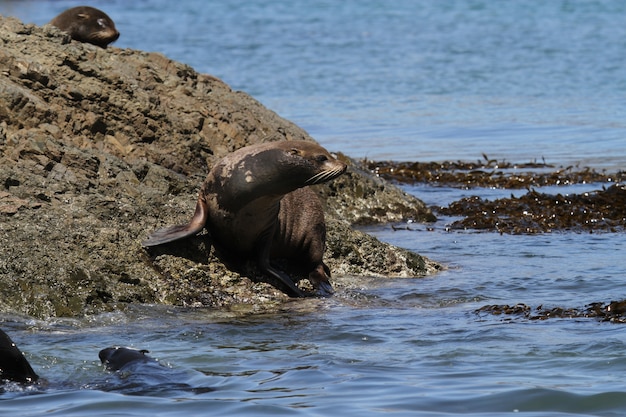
[142,198,208,247]
[0,329,39,384]
[142,224,203,247]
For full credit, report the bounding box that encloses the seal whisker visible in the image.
[305,171,328,185]
[306,168,344,185]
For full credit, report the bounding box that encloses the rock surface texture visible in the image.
[0,16,439,318]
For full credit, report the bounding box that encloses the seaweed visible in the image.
[476,300,626,323]
[367,157,626,233]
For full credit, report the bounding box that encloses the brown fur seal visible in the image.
[143,140,347,297]
[49,6,120,48]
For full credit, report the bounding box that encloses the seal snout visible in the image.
[306,151,347,185]
[97,25,120,43]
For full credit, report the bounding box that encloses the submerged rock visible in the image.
[0,16,438,318]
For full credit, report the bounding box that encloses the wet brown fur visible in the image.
[143,141,347,297]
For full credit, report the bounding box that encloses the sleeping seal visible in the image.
[142,140,347,297]
[49,6,120,48]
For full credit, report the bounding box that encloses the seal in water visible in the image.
[49,6,120,48]
[98,346,215,395]
[142,140,347,297]
[0,329,39,384]
[0,330,213,395]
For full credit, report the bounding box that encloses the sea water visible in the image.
[1,1,625,415]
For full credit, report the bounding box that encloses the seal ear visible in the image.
[289,148,301,156]
[77,12,90,20]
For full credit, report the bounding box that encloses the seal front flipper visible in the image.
[309,263,334,297]
[256,228,304,298]
[263,264,305,298]
[0,329,39,384]
[142,197,209,247]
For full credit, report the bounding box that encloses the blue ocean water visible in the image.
[1,1,626,416]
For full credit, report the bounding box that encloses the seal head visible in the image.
[49,6,120,48]
[99,347,155,372]
[143,140,347,297]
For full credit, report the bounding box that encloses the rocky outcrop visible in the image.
[0,16,439,318]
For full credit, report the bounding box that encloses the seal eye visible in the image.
[315,154,328,163]
[289,148,301,156]
[97,18,107,28]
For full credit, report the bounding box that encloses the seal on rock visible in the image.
[49,6,120,48]
[142,140,347,297]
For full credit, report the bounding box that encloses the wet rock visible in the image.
[0,16,437,318]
